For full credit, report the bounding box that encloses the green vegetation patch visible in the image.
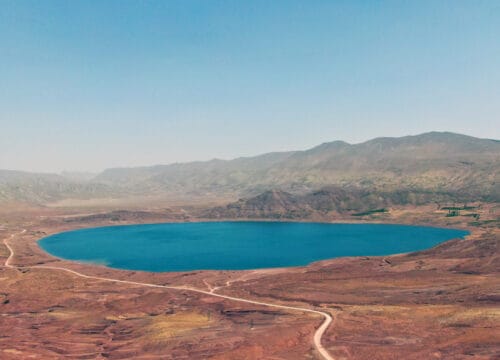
[441,206,477,210]
[352,208,388,216]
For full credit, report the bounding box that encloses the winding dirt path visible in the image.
[3,230,334,360]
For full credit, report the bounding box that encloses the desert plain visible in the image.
[1,200,498,360]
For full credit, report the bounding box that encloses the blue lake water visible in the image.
[39,222,468,272]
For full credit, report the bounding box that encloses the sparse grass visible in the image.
[48,309,87,320]
[346,304,500,326]
[143,311,213,342]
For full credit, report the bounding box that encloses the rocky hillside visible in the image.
[94,132,500,200]
[2,132,499,204]
[204,187,476,219]
[0,170,113,204]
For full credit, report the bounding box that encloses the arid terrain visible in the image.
[2,133,499,205]
[1,132,499,359]
[1,199,498,359]
[3,0,499,356]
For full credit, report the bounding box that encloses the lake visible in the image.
[39,222,468,272]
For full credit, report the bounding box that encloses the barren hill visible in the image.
[93,131,500,200]
[2,132,499,204]
[204,186,484,219]
[0,170,113,204]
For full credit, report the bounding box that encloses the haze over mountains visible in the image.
[1,132,498,205]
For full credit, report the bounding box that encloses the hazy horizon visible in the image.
[0,130,497,175]
[1,1,499,173]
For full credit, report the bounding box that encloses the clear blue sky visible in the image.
[1,0,499,172]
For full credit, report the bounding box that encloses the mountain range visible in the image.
[1,132,498,205]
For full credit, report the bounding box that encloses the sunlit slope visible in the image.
[1,132,498,204]
[95,132,500,200]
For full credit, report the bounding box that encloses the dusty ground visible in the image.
[0,202,498,359]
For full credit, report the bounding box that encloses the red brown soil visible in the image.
[0,203,498,359]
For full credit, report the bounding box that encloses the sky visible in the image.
[1,0,499,173]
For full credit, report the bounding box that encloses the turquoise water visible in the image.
[39,222,468,272]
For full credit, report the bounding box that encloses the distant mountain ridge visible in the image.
[0,169,112,204]
[1,132,499,204]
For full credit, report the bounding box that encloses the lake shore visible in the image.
[38,222,469,273]
[1,202,498,359]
